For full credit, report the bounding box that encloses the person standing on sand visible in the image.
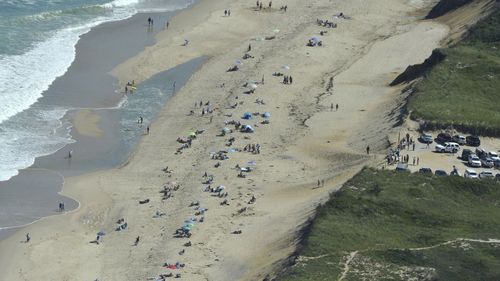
[331,103,333,111]
[336,103,339,111]
[166,21,169,29]
[134,236,140,246]
[68,150,73,159]
[146,126,150,135]
[366,145,370,155]
[26,233,30,243]
[224,10,227,16]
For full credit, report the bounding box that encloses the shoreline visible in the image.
[0,0,452,280]
[0,4,200,238]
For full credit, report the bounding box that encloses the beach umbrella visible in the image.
[273,29,280,33]
[222,127,231,133]
[235,59,243,65]
[282,65,290,71]
[262,112,271,118]
[242,112,253,120]
[97,231,106,236]
[248,83,258,89]
[311,37,321,43]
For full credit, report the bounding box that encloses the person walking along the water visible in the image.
[26,233,30,243]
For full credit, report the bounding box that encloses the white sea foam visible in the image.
[0,0,194,182]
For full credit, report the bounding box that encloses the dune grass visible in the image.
[408,9,500,136]
[279,168,500,280]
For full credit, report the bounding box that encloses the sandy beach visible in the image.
[0,0,453,280]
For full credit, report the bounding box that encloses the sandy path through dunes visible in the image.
[0,0,450,280]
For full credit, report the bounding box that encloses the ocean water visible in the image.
[0,0,194,181]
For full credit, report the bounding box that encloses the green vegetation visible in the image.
[279,168,500,281]
[409,9,500,136]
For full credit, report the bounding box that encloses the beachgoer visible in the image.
[228,9,231,16]
[147,126,150,134]
[330,103,333,111]
[68,150,73,159]
[26,233,30,243]
[248,44,251,52]
[148,17,152,25]
[366,145,370,155]
[417,157,420,165]
[269,1,272,8]
[173,81,176,92]
[412,143,415,151]
[336,103,339,111]
[261,75,264,84]
[166,21,169,29]
[224,10,227,16]
[289,76,293,84]
[125,86,128,94]
[134,236,140,246]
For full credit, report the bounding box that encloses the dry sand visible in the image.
[0,0,453,280]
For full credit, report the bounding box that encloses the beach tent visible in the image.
[240,125,255,133]
[262,112,271,118]
[248,83,258,89]
[242,112,253,120]
[310,37,321,44]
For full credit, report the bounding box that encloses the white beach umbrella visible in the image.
[273,29,280,33]
[282,65,290,71]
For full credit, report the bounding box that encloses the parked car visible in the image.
[434,170,448,176]
[479,171,494,179]
[464,169,479,179]
[468,154,482,167]
[418,133,433,144]
[436,132,452,144]
[419,167,432,174]
[488,151,500,161]
[496,173,500,181]
[481,157,494,168]
[395,163,408,172]
[452,135,466,145]
[475,148,487,159]
[466,135,481,147]
[461,149,473,161]
[495,159,500,168]
[435,142,460,153]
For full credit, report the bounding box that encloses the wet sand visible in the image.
[0,8,202,239]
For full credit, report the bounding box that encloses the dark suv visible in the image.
[461,149,473,161]
[436,132,452,144]
[466,135,481,147]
